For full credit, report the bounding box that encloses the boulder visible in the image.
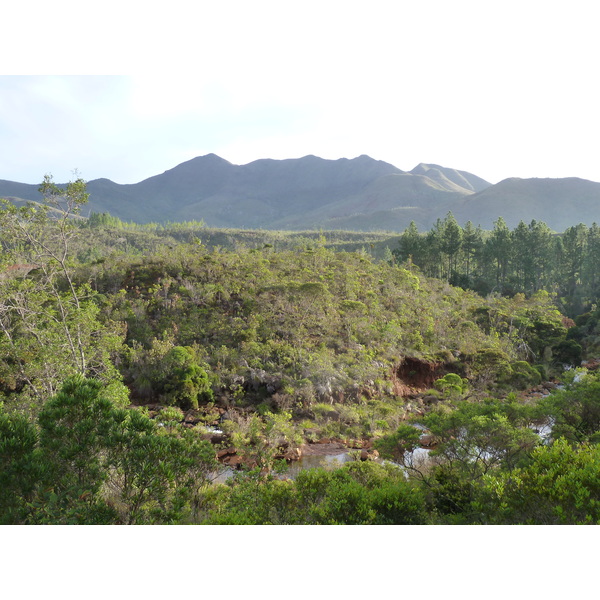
[419,434,437,449]
[217,447,236,459]
[222,455,244,468]
[360,449,380,461]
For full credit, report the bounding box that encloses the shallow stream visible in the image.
[206,410,556,484]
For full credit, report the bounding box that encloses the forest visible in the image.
[2,178,600,524]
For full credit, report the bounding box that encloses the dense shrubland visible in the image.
[2,184,600,524]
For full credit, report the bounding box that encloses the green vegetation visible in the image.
[0,375,218,524]
[396,213,600,321]
[2,181,600,524]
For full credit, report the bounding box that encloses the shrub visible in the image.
[162,346,214,410]
[505,360,542,389]
[434,373,468,397]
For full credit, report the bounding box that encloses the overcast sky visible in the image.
[2,1,599,185]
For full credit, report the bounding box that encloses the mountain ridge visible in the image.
[2,154,600,232]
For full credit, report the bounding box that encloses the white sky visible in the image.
[2,0,599,185]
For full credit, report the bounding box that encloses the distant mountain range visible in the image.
[2,154,600,232]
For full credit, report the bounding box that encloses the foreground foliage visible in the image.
[0,376,218,524]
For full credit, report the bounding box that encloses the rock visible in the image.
[422,395,440,406]
[184,410,202,425]
[582,359,600,370]
[360,449,380,461]
[223,455,244,468]
[217,447,236,459]
[419,434,437,449]
[283,448,302,461]
[210,433,228,445]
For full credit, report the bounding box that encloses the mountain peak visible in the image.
[189,153,232,165]
[411,163,491,193]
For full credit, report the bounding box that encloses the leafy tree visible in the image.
[423,218,444,279]
[106,408,218,524]
[377,398,539,490]
[374,422,422,463]
[503,360,542,389]
[222,410,303,475]
[202,477,300,525]
[433,373,469,398]
[552,339,582,367]
[162,346,213,410]
[0,405,41,523]
[125,338,213,409]
[86,212,126,229]
[478,438,600,524]
[556,223,586,312]
[203,461,427,525]
[583,223,600,300]
[0,376,219,524]
[33,376,125,523]
[421,400,539,476]
[538,369,600,444]
[0,176,125,403]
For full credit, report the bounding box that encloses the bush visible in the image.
[552,339,583,367]
[478,439,600,524]
[434,373,468,397]
[505,360,542,389]
[162,346,214,410]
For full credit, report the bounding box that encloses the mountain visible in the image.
[410,163,491,193]
[452,177,600,231]
[0,154,482,230]
[2,155,600,232]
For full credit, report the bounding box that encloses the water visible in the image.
[284,451,353,478]
[209,448,353,484]
[530,418,554,442]
[209,413,556,485]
